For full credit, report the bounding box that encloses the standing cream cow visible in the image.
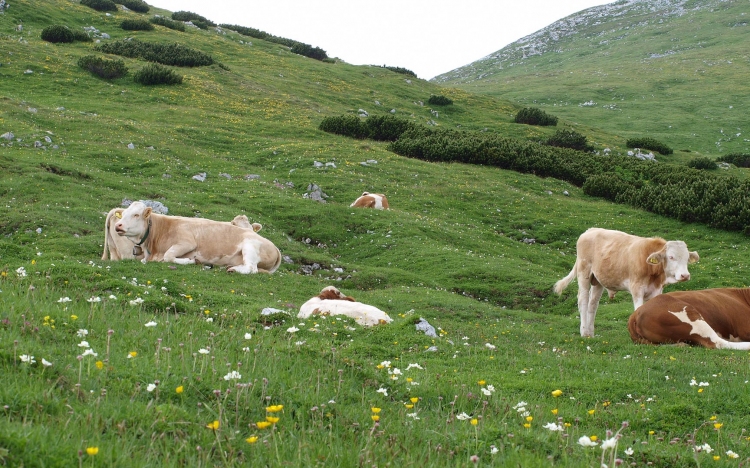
[113,201,281,273]
[554,228,699,337]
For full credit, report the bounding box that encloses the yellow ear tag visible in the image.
[115,212,122,219]
[649,257,659,264]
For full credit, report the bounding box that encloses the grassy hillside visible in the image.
[2,0,750,466]
[436,0,750,159]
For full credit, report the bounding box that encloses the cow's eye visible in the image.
[669,256,674,260]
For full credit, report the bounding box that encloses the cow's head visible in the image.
[318,286,356,302]
[646,240,699,284]
[115,201,152,240]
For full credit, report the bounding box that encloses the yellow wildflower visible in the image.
[588,409,596,415]
[176,386,184,394]
[410,397,419,403]
[371,415,380,422]
[590,435,598,442]
[266,416,280,424]
[206,420,219,430]
[551,409,558,415]
[246,436,258,444]
[523,423,531,428]
[471,418,478,426]
[551,389,563,397]
[714,423,723,430]
[371,407,381,413]
[86,447,99,456]
[266,405,284,413]
[478,380,486,386]
[95,361,104,370]
[525,416,533,422]
[256,421,272,429]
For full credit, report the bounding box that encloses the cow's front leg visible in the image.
[163,243,198,265]
[577,274,593,337]
[584,283,604,337]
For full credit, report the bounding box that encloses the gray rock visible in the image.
[244,174,260,180]
[313,161,324,167]
[357,109,368,117]
[282,255,294,264]
[44,136,52,143]
[425,346,438,352]
[303,184,328,203]
[261,307,288,316]
[1,132,14,141]
[192,172,207,182]
[218,173,232,180]
[563,190,570,196]
[127,143,135,149]
[300,263,321,275]
[522,238,536,245]
[416,318,437,337]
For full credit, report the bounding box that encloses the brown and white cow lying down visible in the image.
[350,192,389,210]
[298,286,393,326]
[554,228,699,337]
[628,288,750,349]
[113,201,280,273]
[103,210,262,260]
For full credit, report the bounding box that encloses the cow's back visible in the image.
[579,228,665,287]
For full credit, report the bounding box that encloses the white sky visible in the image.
[149,0,612,80]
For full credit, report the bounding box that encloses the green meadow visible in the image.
[1,0,749,466]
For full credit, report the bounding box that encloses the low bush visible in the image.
[40,25,74,43]
[80,0,117,12]
[514,107,558,126]
[171,11,216,27]
[77,55,128,79]
[121,19,154,31]
[318,115,415,141]
[71,29,93,42]
[427,95,453,106]
[118,0,149,13]
[626,137,673,155]
[219,24,299,47]
[546,129,593,152]
[96,39,214,67]
[133,63,183,85]
[381,66,417,77]
[290,42,328,61]
[686,156,718,170]
[149,16,186,32]
[717,153,750,168]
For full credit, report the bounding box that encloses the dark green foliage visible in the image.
[40,25,74,43]
[686,156,718,170]
[318,115,416,141]
[514,107,558,126]
[149,16,186,32]
[121,19,154,31]
[546,128,594,152]
[118,0,149,13]
[96,39,214,67]
[381,66,417,77]
[290,42,328,61]
[717,153,750,167]
[219,24,299,47]
[171,11,216,27]
[80,0,117,12]
[77,55,128,79]
[626,137,673,155]
[133,63,183,85]
[70,29,93,42]
[427,95,453,106]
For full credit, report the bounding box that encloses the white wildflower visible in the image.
[109,294,117,300]
[16,267,27,277]
[601,437,618,450]
[406,363,423,370]
[376,387,388,396]
[485,343,496,350]
[481,388,492,396]
[57,297,72,303]
[223,371,242,381]
[42,358,52,367]
[694,443,713,453]
[146,383,156,392]
[129,297,144,306]
[456,412,471,421]
[578,436,598,447]
[543,422,564,431]
[242,347,250,352]
[286,326,299,333]
[87,296,101,303]
[76,329,89,338]
[77,340,90,348]
[406,412,420,420]
[295,341,306,346]
[206,317,213,323]
[82,349,98,357]
[624,447,634,456]
[726,450,739,459]
[198,348,210,355]
[144,321,157,327]
[244,333,252,340]
[379,360,391,368]
[19,354,35,364]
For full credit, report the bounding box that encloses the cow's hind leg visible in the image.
[227,239,260,274]
[577,272,593,337]
[584,282,604,337]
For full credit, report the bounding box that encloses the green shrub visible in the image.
[121,19,154,31]
[717,153,750,168]
[77,55,128,79]
[427,95,453,106]
[118,0,149,13]
[80,0,118,12]
[514,107,558,126]
[381,65,417,77]
[171,11,216,27]
[133,63,183,85]
[319,115,415,141]
[96,39,214,67]
[290,42,328,61]
[626,137,673,155]
[41,25,74,43]
[149,16,186,32]
[219,24,299,47]
[546,129,593,152]
[686,156,718,170]
[319,115,369,139]
[71,29,93,42]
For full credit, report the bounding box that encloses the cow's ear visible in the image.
[688,251,700,264]
[143,207,153,218]
[646,252,663,265]
[115,210,123,219]
[252,223,262,232]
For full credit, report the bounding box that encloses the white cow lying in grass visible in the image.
[113,201,281,273]
[298,286,393,326]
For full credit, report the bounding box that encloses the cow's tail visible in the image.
[102,209,117,260]
[553,260,578,295]
[259,246,282,274]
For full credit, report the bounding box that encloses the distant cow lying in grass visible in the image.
[350,192,389,210]
[113,201,280,273]
[103,210,262,260]
[298,286,393,326]
[628,288,750,349]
